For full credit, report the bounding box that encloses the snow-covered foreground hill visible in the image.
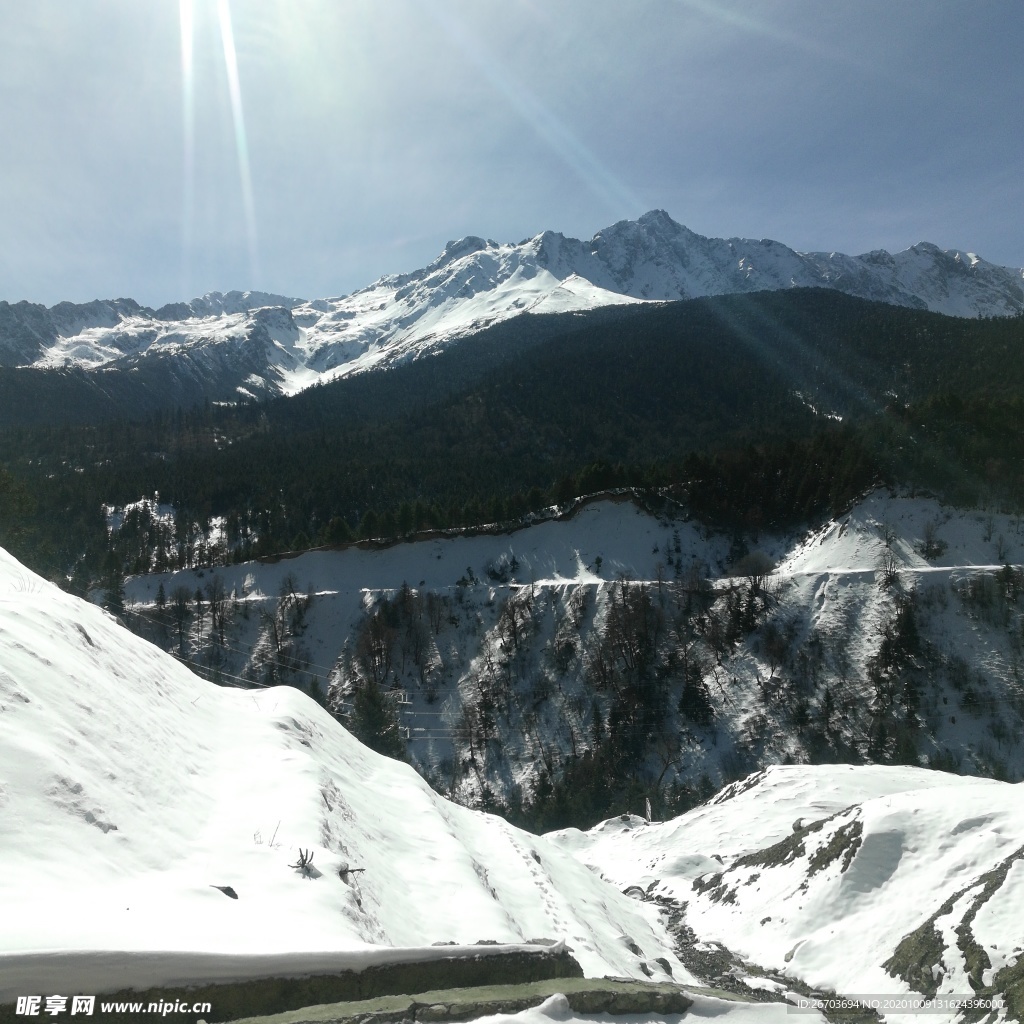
[123,490,1024,813]
[551,764,1024,1022]
[2,211,1022,399]
[5,540,1024,1023]
[0,544,691,996]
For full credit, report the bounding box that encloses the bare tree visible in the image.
[170,585,193,652]
[427,592,446,635]
[653,731,684,790]
[206,575,228,645]
[879,551,901,589]
[919,520,946,560]
[356,608,396,685]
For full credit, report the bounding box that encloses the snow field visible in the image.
[549,764,1024,1022]
[7,486,1024,1020]
[0,544,690,991]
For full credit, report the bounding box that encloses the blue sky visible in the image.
[1,0,1022,307]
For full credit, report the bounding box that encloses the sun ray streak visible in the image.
[217,0,258,283]
[422,1,641,218]
[674,0,905,85]
[179,0,195,298]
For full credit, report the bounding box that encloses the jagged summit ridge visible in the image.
[1,212,1021,398]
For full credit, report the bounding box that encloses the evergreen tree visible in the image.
[348,678,407,759]
[358,509,379,539]
[103,571,125,617]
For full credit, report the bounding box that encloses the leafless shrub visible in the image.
[290,848,315,878]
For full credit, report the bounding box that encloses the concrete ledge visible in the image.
[227,978,695,1024]
[0,949,582,1024]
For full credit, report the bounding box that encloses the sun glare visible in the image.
[217,0,259,282]
[422,0,642,218]
[179,0,195,297]
[178,0,259,290]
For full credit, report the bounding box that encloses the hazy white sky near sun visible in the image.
[1,0,1021,308]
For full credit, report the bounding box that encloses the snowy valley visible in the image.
[2,520,1024,1024]
[121,489,1024,817]
[3,523,1024,1022]
[2,213,1024,1024]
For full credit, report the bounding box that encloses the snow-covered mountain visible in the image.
[3,532,1022,1021]
[552,763,1024,1020]
[2,212,1021,401]
[0,542,688,994]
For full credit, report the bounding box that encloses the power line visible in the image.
[124,592,1024,724]
[128,606,474,720]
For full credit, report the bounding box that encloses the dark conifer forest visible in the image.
[0,289,1022,592]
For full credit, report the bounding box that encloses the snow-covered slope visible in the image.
[122,490,1024,808]
[550,764,1024,1022]
[2,212,1021,397]
[0,543,690,993]
[6,505,1024,1019]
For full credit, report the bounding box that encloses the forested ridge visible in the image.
[0,289,1022,592]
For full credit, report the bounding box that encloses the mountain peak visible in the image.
[189,290,301,317]
[438,235,493,263]
[636,208,683,232]
[3,213,1022,391]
